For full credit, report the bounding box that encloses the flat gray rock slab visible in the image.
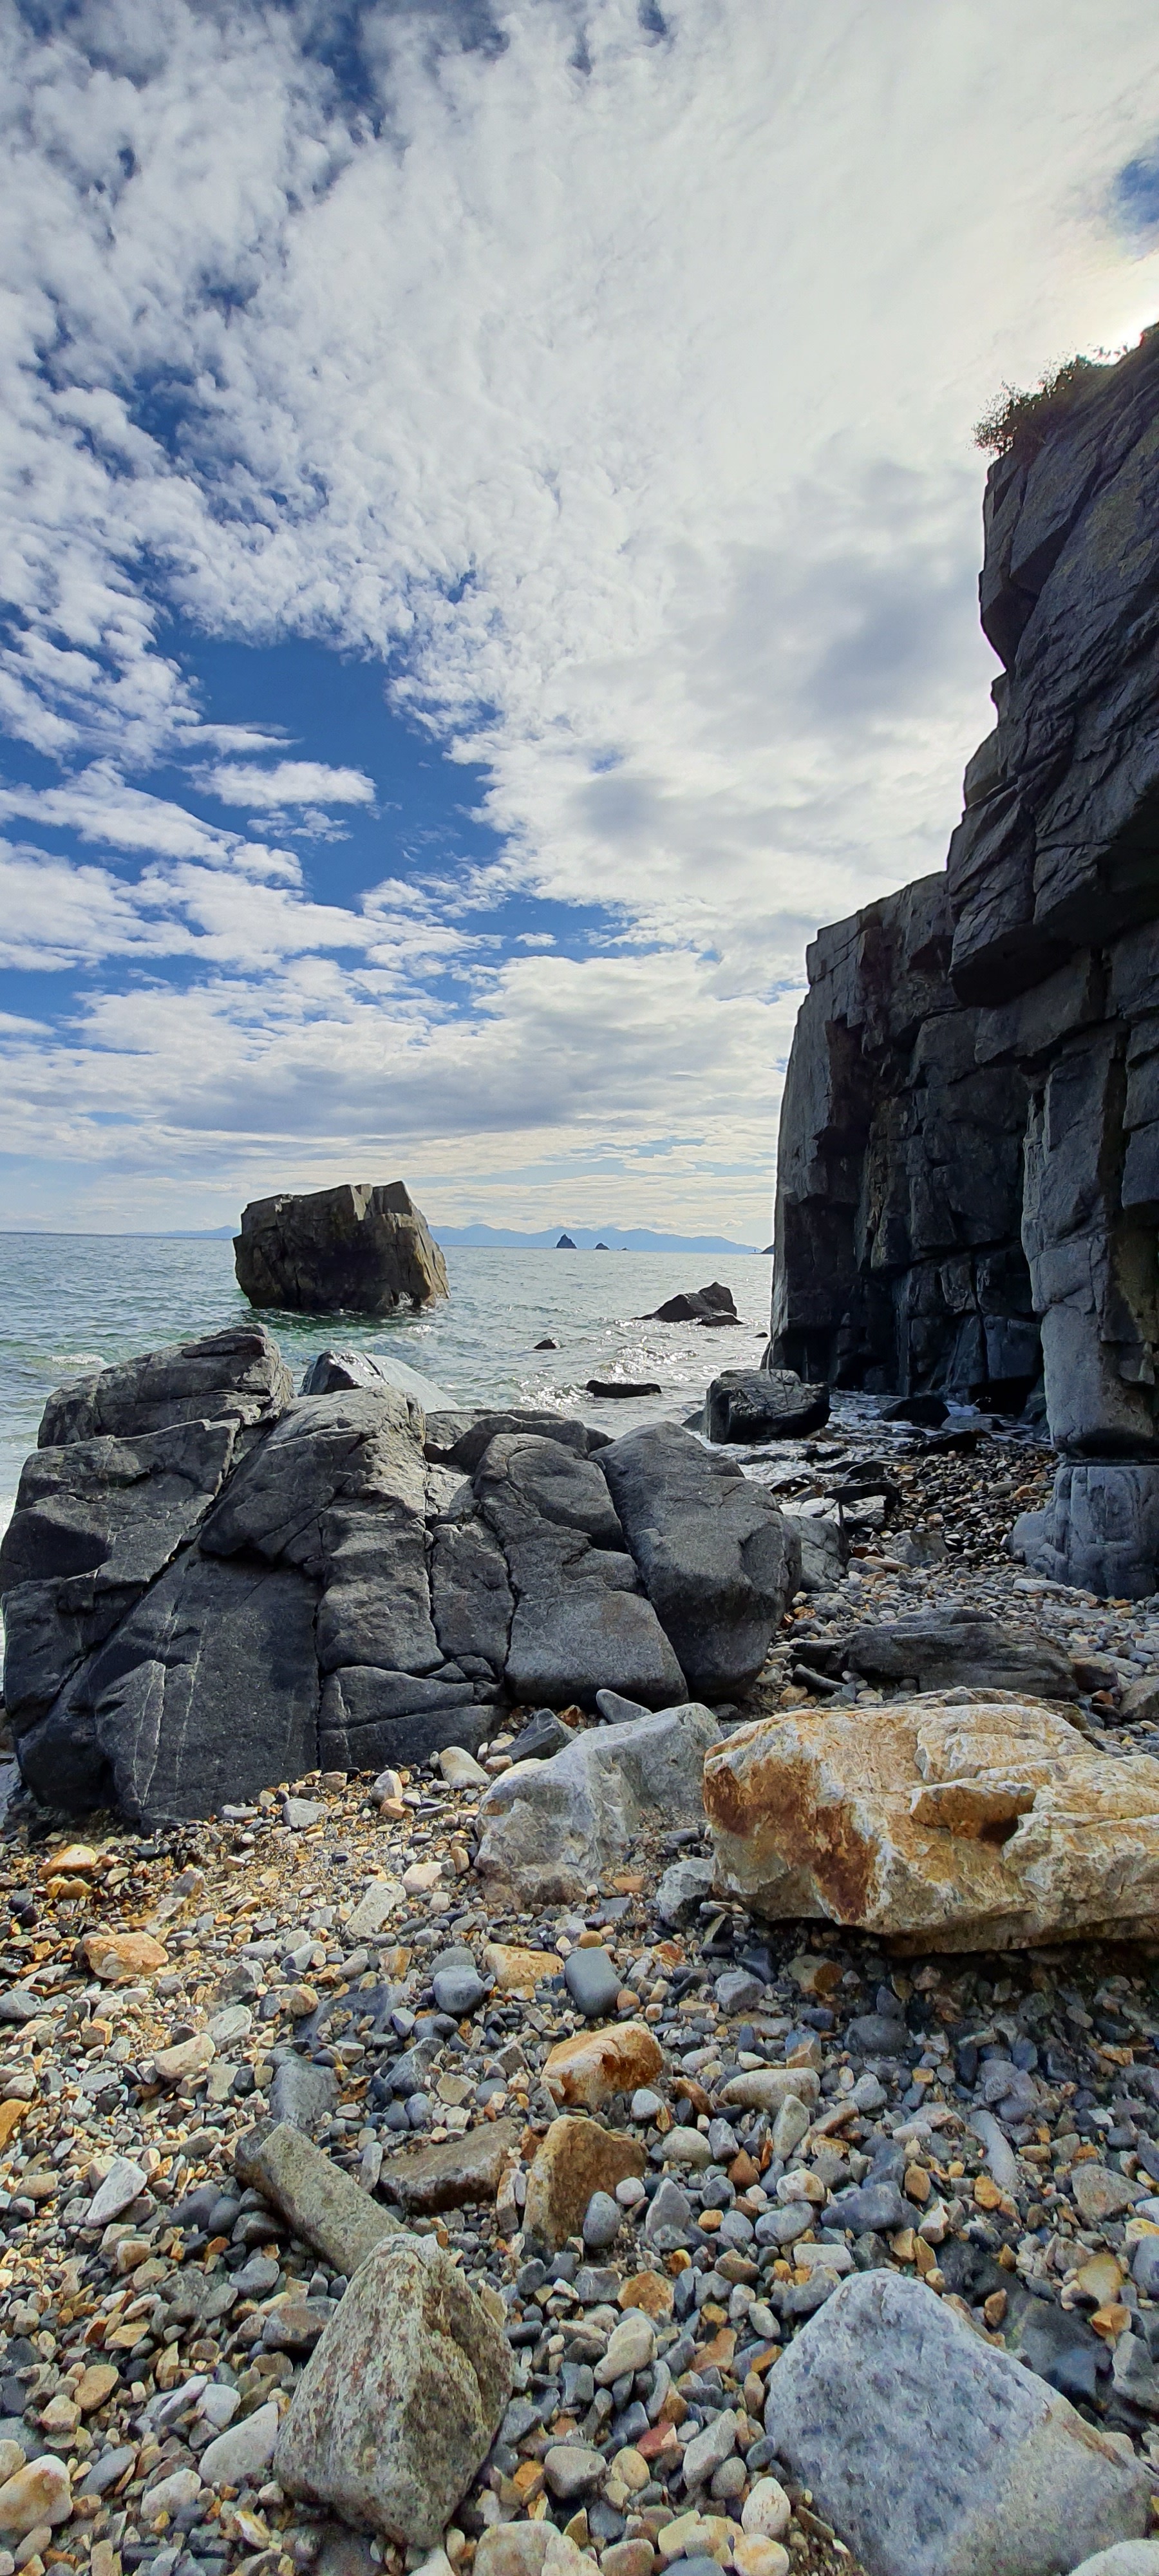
[762,2269,1151,2576]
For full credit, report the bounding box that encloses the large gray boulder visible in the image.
[0,1420,238,1728]
[706,1368,830,1442]
[430,1517,514,1672]
[235,1180,448,1316]
[474,1700,720,1904]
[318,1667,493,1771]
[18,1546,321,1819]
[424,1410,608,1470]
[476,1433,686,1709]
[200,1386,426,1566]
[762,2269,1151,2576]
[599,1421,799,1698]
[37,1325,293,1447]
[274,2233,511,2546]
[315,1506,440,1676]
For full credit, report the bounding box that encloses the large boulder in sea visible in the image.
[234,1181,448,1316]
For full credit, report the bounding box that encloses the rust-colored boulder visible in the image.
[523,2118,646,2248]
[543,2023,664,2111]
[83,1929,169,1982]
[704,1696,1159,1951]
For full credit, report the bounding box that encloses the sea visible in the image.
[0,1234,774,1533]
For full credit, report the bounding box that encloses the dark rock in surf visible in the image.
[234,1181,448,1317]
[706,1368,830,1443]
[645,1283,741,1326]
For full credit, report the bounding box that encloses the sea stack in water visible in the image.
[234,1182,448,1316]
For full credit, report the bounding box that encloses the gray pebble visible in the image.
[582,2191,621,2250]
[431,1966,486,2017]
[564,1947,622,2018]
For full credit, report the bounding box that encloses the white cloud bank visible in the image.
[1,0,1158,1233]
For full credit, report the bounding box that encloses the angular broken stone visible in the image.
[762,2271,1151,2576]
[83,1929,169,1982]
[475,1701,720,1905]
[269,2057,339,2137]
[86,2155,148,2228]
[705,1698,1159,1949]
[274,2233,512,2546]
[153,2033,215,2087]
[377,2119,522,2216]
[1071,2164,1147,2226]
[236,2121,400,2275]
[483,1941,557,1994]
[523,2117,647,2249]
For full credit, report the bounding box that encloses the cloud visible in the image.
[2,0,1159,1231]
[203,759,377,809]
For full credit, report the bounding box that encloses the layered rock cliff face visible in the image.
[770,329,1159,1593]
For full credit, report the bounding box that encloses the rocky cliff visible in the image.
[770,327,1159,1593]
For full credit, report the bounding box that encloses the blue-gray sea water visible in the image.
[0,1235,774,1533]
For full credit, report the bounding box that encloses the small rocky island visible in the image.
[234,1183,448,1316]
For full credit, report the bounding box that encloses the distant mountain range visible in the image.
[137,1220,766,1255]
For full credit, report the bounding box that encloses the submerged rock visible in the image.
[644,1283,742,1325]
[235,1180,448,1316]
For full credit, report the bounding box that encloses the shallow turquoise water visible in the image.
[0,1234,773,1528]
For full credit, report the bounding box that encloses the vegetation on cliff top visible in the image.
[973,354,1099,457]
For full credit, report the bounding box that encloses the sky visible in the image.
[1,1,1158,1240]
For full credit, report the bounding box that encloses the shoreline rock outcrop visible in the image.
[768,330,1159,1595]
[0,1329,798,1821]
[234,1181,449,1315]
